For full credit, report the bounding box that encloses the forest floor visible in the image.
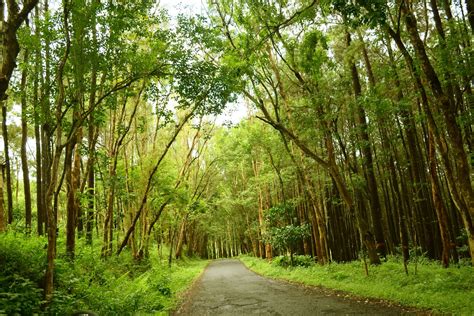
[174,259,420,315]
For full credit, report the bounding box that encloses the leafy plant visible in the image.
[0,233,207,314]
[265,203,310,266]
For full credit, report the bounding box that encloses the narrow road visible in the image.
[175,259,412,315]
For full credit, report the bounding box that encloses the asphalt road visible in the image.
[175,259,413,315]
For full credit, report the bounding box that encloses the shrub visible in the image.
[0,233,46,315]
[0,233,207,314]
[273,255,314,268]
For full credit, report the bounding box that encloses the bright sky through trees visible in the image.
[161,0,248,125]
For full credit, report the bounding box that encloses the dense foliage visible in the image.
[0,232,206,314]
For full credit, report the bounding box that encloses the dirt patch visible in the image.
[174,259,430,315]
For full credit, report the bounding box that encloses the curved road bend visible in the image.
[175,259,413,315]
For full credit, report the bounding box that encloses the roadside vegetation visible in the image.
[240,255,474,314]
[0,232,207,315]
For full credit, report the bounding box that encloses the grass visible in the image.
[0,231,208,315]
[239,255,474,314]
[162,257,209,314]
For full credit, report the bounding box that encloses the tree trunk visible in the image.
[0,0,40,227]
[85,0,98,245]
[386,8,473,264]
[65,137,77,258]
[74,140,83,237]
[1,103,13,225]
[175,216,187,259]
[0,164,5,232]
[428,129,452,267]
[20,48,32,234]
[86,124,95,244]
[65,126,82,256]
[466,0,474,33]
[44,201,57,302]
[45,0,70,301]
[402,3,473,222]
[346,31,384,263]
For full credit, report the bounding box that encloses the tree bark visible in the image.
[466,0,474,33]
[0,164,5,232]
[175,215,187,259]
[0,0,40,101]
[402,3,473,221]
[65,134,78,258]
[85,120,96,245]
[428,129,452,267]
[45,0,70,301]
[1,103,13,224]
[346,31,384,263]
[20,48,32,234]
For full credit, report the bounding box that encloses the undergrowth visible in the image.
[240,255,474,314]
[0,232,207,315]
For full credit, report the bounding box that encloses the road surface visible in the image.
[175,259,415,315]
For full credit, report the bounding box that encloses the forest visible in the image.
[0,0,473,314]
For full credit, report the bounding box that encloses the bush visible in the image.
[0,233,207,314]
[0,274,43,315]
[0,233,46,315]
[273,255,314,268]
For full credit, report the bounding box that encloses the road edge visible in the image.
[170,260,212,315]
[238,258,435,315]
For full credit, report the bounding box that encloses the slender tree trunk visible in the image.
[175,215,187,259]
[253,159,265,259]
[33,3,44,235]
[102,155,116,257]
[41,0,52,237]
[346,31,384,263]
[2,103,13,225]
[86,123,96,244]
[0,165,5,232]
[35,125,44,235]
[20,48,32,234]
[466,0,474,33]
[74,137,83,237]
[402,3,473,222]
[428,129,452,267]
[65,136,77,258]
[84,0,98,245]
[45,0,70,301]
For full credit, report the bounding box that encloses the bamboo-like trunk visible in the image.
[20,48,32,234]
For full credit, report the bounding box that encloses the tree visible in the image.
[265,202,310,266]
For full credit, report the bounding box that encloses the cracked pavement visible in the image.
[175,259,413,315]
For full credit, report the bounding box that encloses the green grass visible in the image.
[0,232,208,315]
[163,258,209,314]
[240,255,474,314]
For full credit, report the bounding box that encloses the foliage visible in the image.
[265,203,310,260]
[273,255,314,268]
[267,225,310,253]
[240,256,474,314]
[0,233,46,314]
[0,233,207,314]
